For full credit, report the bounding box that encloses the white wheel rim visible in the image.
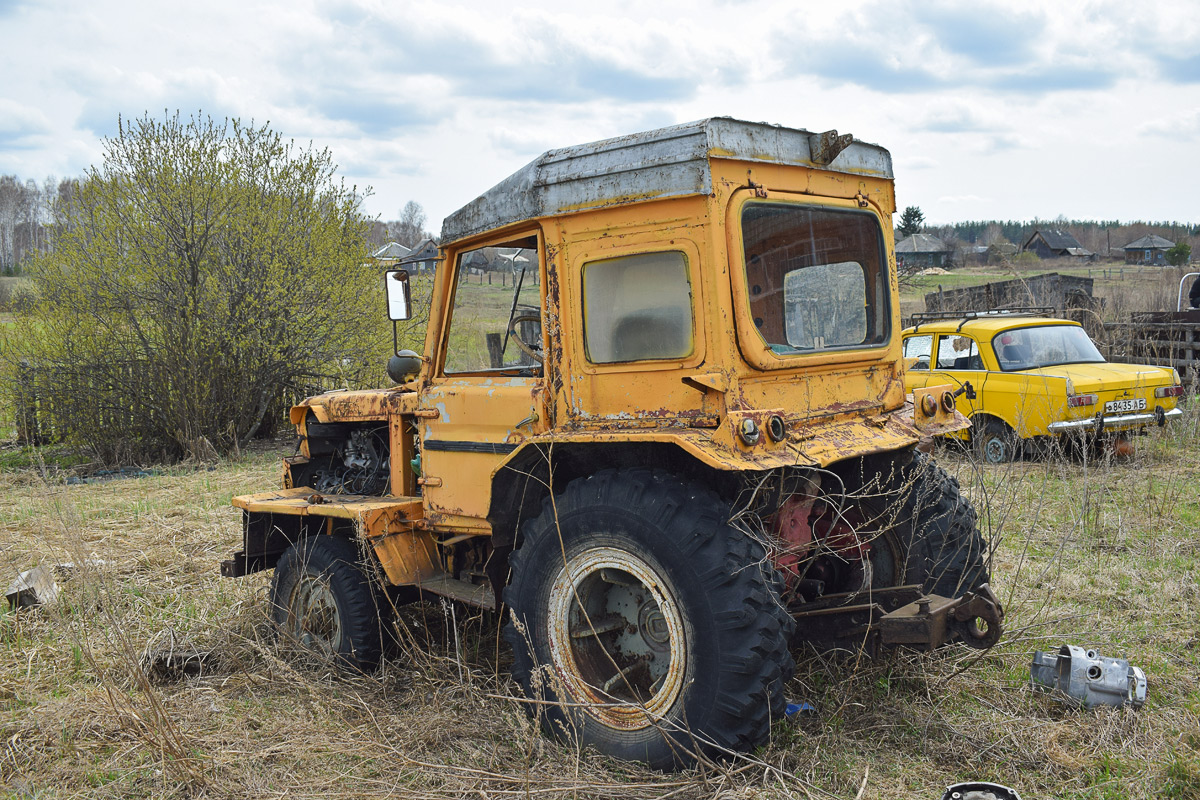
[546,546,687,730]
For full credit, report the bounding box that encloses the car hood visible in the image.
[1021,362,1175,392]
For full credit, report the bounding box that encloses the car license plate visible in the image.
[1104,397,1146,413]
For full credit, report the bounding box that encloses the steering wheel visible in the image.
[913,354,930,370]
[507,313,543,363]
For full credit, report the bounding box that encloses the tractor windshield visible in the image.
[740,203,889,356]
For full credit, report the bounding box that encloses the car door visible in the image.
[931,333,987,420]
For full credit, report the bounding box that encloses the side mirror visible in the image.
[386,270,411,321]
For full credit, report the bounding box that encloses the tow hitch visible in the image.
[790,584,1004,653]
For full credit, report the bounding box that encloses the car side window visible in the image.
[903,334,932,369]
[936,335,983,371]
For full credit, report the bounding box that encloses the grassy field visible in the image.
[3,420,1200,799]
[898,261,1191,322]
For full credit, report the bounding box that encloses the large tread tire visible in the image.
[270,535,387,672]
[881,452,991,598]
[504,469,795,770]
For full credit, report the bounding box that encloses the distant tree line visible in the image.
[368,200,437,250]
[7,170,1197,276]
[919,216,1198,260]
[0,175,81,275]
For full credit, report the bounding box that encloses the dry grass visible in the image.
[3,428,1200,799]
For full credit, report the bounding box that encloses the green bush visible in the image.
[3,113,397,462]
[1167,242,1192,267]
[0,278,38,312]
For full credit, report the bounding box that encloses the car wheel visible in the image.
[975,420,1017,464]
[504,469,795,770]
[270,535,387,671]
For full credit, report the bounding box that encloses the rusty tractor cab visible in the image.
[224,118,1002,770]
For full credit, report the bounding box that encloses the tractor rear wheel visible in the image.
[504,469,794,770]
[872,452,990,598]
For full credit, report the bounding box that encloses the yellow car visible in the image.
[902,310,1185,462]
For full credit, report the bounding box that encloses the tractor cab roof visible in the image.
[440,117,894,245]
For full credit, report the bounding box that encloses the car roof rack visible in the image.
[909,306,1058,332]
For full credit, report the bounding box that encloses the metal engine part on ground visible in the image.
[941,782,1022,800]
[1030,645,1147,708]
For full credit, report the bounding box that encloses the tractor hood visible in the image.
[289,387,412,424]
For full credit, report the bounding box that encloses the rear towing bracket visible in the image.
[790,584,1004,654]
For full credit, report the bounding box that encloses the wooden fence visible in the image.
[1101,313,1200,386]
[11,360,331,446]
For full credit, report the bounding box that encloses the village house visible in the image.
[1122,234,1176,266]
[895,233,952,271]
[396,238,439,274]
[370,241,411,268]
[1022,229,1094,261]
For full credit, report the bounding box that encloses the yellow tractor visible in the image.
[223,118,1002,769]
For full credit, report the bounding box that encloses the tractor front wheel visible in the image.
[270,535,388,671]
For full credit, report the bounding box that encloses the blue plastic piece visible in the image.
[785,701,816,717]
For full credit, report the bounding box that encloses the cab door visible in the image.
[562,236,712,428]
[417,235,547,531]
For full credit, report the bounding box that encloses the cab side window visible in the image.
[583,251,694,363]
[936,335,983,371]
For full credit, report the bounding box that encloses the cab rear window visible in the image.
[741,203,889,356]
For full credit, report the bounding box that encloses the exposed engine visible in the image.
[312,426,390,496]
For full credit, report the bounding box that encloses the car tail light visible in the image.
[1155,385,1184,398]
[1067,394,1098,407]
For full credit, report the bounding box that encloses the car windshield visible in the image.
[991,324,1105,371]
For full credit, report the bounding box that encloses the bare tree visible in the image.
[390,200,432,247]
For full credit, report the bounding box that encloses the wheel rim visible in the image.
[984,435,1006,464]
[287,576,342,655]
[547,546,687,730]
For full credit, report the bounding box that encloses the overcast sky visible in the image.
[2,0,1198,232]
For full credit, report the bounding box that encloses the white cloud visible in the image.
[1140,110,1200,140]
[0,99,51,139]
[1,0,1199,225]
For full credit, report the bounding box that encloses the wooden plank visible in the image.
[417,574,496,610]
[231,488,423,520]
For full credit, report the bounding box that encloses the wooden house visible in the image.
[1122,234,1176,265]
[1022,229,1093,261]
